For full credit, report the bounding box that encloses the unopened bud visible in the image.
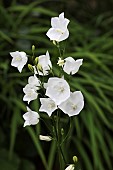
[61,128,64,135]
[28,64,34,72]
[39,135,52,142]
[73,156,78,163]
[32,45,35,52]
[34,57,39,65]
[53,40,57,45]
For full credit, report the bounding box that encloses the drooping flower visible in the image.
[23,107,40,127]
[65,164,75,170]
[23,84,38,104]
[39,98,57,116]
[39,135,52,141]
[10,51,28,72]
[63,57,83,75]
[46,12,70,42]
[38,51,52,76]
[45,77,70,105]
[28,74,40,90]
[58,91,84,117]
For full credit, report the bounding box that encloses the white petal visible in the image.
[58,29,69,42]
[45,77,70,105]
[63,57,83,75]
[65,164,74,170]
[46,28,61,41]
[39,98,57,116]
[59,91,84,117]
[23,107,40,127]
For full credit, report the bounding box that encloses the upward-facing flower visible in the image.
[63,57,83,75]
[39,98,57,116]
[38,51,52,76]
[45,77,70,105]
[59,91,84,117]
[10,51,28,72]
[23,107,40,127]
[46,12,70,42]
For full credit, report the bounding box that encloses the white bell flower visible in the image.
[65,164,75,170]
[10,51,28,72]
[63,57,83,75]
[28,74,40,90]
[39,135,52,141]
[45,77,70,105]
[23,84,38,104]
[39,98,57,116]
[38,51,52,76]
[59,91,84,117]
[23,107,40,127]
[46,12,70,42]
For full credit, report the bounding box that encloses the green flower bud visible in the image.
[32,45,35,52]
[28,64,34,72]
[61,128,64,135]
[34,57,39,65]
[73,156,78,163]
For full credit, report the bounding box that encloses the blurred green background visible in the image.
[0,0,113,170]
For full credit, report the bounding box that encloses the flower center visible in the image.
[48,103,55,109]
[16,56,22,61]
[56,29,64,34]
[72,104,77,110]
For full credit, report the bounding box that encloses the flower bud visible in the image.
[61,128,64,135]
[34,57,39,65]
[32,45,35,52]
[28,64,34,72]
[73,156,78,163]
[39,135,52,141]
[53,40,57,45]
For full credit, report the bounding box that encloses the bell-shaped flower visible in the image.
[23,107,40,127]
[46,12,70,42]
[39,98,57,116]
[65,164,75,170]
[23,84,38,104]
[10,51,28,72]
[28,74,40,90]
[59,91,84,117]
[63,57,83,75]
[45,77,70,105]
[38,51,52,76]
[39,135,52,141]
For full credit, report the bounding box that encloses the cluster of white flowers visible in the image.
[10,12,84,128]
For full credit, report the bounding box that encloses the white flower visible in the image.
[28,74,40,90]
[45,77,70,105]
[10,51,28,72]
[23,107,40,127]
[46,12,70,42]
[63,57,83,75]
[65,164,75,170]
[59,91,84,117]
[39,135,52,141]
[23,84,38,104]
[38,51,52,76]
[39,98,57,116]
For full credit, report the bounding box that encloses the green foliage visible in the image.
[0,0,113,170]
